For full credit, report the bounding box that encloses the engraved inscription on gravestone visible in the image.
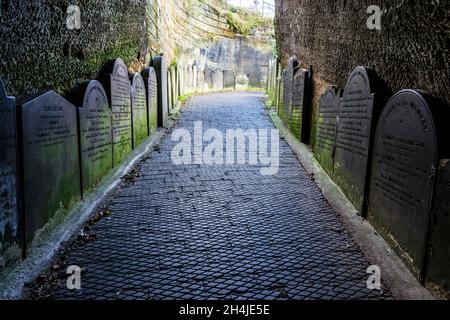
[368,90,437,276]
[290,68,310,141]
[427,159,450,288]
[315,86,341,176]
[151,56,169,127]
[333,66,380,215]
[77,81,113,194]
[142,67,158,134]
[21,91,80,242]
[0,79,21,266]
[131,73,148,148]
[99,58,132,166]
[283,57,297,126]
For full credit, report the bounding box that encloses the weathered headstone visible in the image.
[205,68,214,91]
[99,58,132,166]
[290,67,310,141]
[277,70,286,118]
[427,159,450,290]
[315,86,341,176]
[142,67,158,134]
[334,66,380,215]
[77,81,113,194]
[283,57,297,127]
[0,80,21,267]
[368,89,438,277]
[167,70,173,111]
[197,68,205,93]
[213,69,224,91]
[131,73,148,148]
[193,64,198,90]
[223,70,236,90]
[188,66,193,92]
[151,55,169,127]
[20,91,80,242]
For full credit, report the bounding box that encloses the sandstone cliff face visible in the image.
[274,0,449,147]
[0,0,273,100]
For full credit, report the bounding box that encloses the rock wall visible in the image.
[274,0,450,148]
[0,0,273,101]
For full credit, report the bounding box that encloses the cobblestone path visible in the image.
[42,92,391,300]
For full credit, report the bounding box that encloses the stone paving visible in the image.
[40,92,391,300]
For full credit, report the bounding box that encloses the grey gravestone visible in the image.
[198,68,205,92]
[278,70,286,118]
[99,58,132,166]
[21,91,80,242]
[177,65,184,95]
[77,80,113,194]
[193,65,198,90]
[188,66,193,92]
[205,68,214,90]
[0,80,21,267]
[315,86,341,176]
[290,68,310,141]
[151,56,169,127]
[368,90,438,277]
[334,66,379,215]
[427,159,450,290]
[131,73,148,148]
[283,57,297,126]
[142,67,158,134]
[167,70,173,111]
[224,70,236,90]
[213,69,224,91]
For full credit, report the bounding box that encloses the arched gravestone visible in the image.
[368,90,445,278]
[188,66,193,92]
[315,86,341,176]
[333,66,380,215]
[99,58,132,166]
[197,68,205,93]
[193,65,198,90]
[205,68,214,90]
[213,69,224,91]
[171,68,177,106]
[223,70,236,90]
[427,159,450,289]
[167,71,173,111]
[141,67,158,134]
[184,66,190,93]
[151,55,169,128]
[277,70,286,118]
[131,73,148,148]
[290,67,310,141]
[75,81,113,195]
[0,80,21,265]
[283,57,297,127]
[20,91,80,242]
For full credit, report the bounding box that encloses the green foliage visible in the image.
[225,6,271,37]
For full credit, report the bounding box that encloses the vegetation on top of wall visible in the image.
[224,6,271,37]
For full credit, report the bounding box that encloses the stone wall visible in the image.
[274,0,450,148]
[0,0,273,101]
